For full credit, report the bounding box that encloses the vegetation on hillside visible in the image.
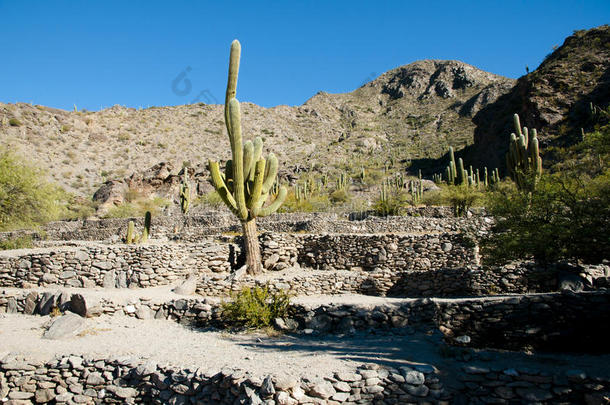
[0,148,69,231]
[482,123,610,265]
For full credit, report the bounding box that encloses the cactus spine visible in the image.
[180,169,191,215]
[506,113,542,191]
[207,40,287,275]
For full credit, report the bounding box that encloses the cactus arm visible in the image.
[247,159,266,210]
[257,186,287,217]
[249,137,263,181]
[243,140,254,183]
[225,40,241,139]
[209,159,238,213]
[227,98,248,221]
[261,153,279,194]
[513,113,522,137]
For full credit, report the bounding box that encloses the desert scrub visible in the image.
[8,118,21,127]
[0,235,34,250]
[104,197,169,218]
[0,148,69,230]
[195,190,224,210]
[221,286,291,329]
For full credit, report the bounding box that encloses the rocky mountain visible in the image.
[0,60,512,196]
[466,25,610,170]
[1,25,607,200]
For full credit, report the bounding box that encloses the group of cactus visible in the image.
[443,146,499,188]
[506,113,542,191]
[125,211,151,244]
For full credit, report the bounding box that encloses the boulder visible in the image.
[43,313,86,339]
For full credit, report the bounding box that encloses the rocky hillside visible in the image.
[0,60,512,196]
[467,25,610,169]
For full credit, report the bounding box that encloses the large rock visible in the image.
[43,312,86,339]
[173,274,197,295]
[69,294,101,318]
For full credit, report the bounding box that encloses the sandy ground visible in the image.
[2,307,610,385]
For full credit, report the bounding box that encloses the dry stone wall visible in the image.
[0,241,231,289]
[0,209,490,244]
[2,289,608,353]
[0,234,597,298]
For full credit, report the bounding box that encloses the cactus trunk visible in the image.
[242,219,262,275]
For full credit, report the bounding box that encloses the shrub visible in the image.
[8,118,21,127]
[0,235,34,250]
[280,191,332,213]
[0,148,68,230]
[482,171,610,265]
[372,190,408,216]
[329,188,350,203]
[221,286,291,329]
[440,185,484,217]
[104,197,169,218]
[196,190,224,210]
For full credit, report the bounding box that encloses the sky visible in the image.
[0,1,608,111]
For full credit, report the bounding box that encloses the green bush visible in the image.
[196,190,224,210]
[0,235,34,250]
[482,171,610,265]
[0,148,68,230]
[221,286,291,328]
[8,118,21,127]
[440,184,484,217]
[372,190,408,216]
[329,188,350,204]
[104,197,169,218]
[280,191,332,213]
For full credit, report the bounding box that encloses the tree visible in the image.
[482,120,610,266]
[0,148,67,230]
[208,40,287,275]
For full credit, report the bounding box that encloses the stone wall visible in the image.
[0,241,231,289]
[0,209,490,244]
[0,235,588,298]
[3,289,609,353]
[0,353,450,404]
[1,351,608,404]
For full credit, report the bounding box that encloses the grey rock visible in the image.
[404,383,429,397]
[36,292,56,315]
[24,292,38,314]
[6,297,18,313]
[43,312,86,339]
[35,387,56,403]
[173,274,197,295]
[308,381,336,399]
[136,306,153,320]
[260,375,275,397]
[404,370,425,385]
[69,294,101,318]
[456,335,471,344]
[102,271,116,288]
[274,317,298,332]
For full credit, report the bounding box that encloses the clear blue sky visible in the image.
[1,1,608,111]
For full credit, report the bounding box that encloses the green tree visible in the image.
[482,170,609,265]
[0,149,68,230]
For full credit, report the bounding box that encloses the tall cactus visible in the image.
[506,113,542,191]
[208,40,287,275]
[180,169,191,215]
